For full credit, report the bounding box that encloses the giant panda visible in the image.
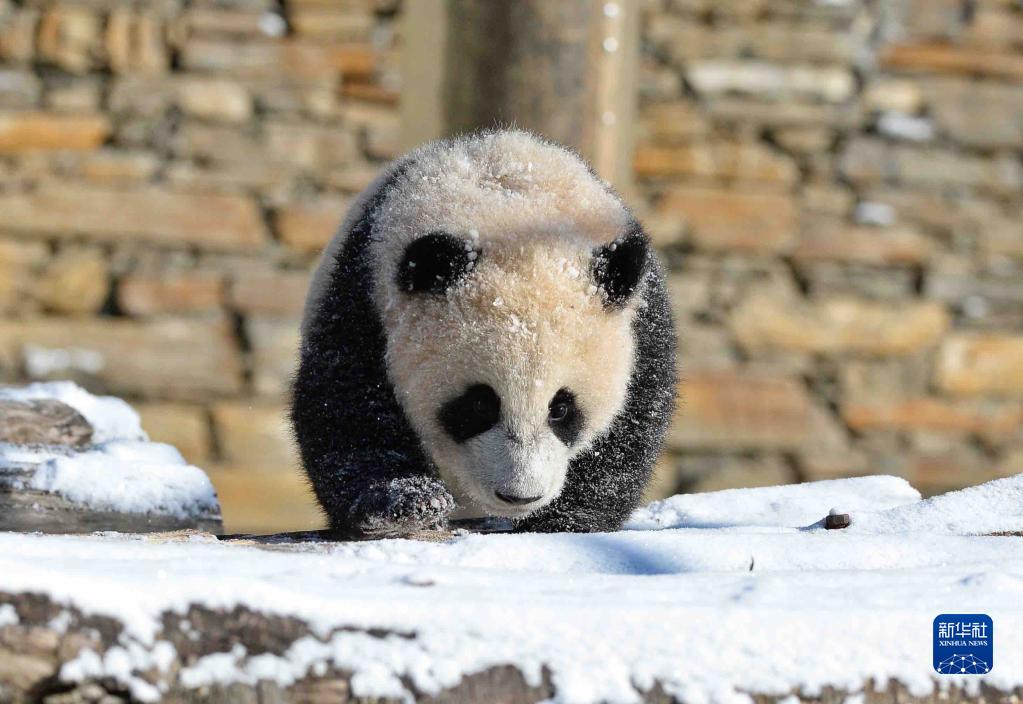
[291,130,677,536]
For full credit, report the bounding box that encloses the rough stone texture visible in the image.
[793,224,932,266]
[229,269,309,317]
[634,141,798,185]
[0,317,244,401]
[657,186,797,253]
[246,316,300,398]
[842,398,1023,443]
[211,400,297,470]
[135,402,212,465]
[117,271,224,316]
[0,398,92,447]
[668,371,845,452]
[1,0,1022,529]
[0,111,108,152]
[35,246,109,315]
[935,334,1023,397]
[0,187,268,251]
[731,294,949,356]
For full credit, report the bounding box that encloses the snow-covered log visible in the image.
[0,383,222,535]
[1,475,1021,703]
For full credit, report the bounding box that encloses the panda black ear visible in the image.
[397,232,477,295]
[591,229,649,308]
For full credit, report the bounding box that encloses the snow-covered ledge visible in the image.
[1,470,1021,703]
[0,382,222,534]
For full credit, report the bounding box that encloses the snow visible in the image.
[625,475,920,530]
[2,475,1022,703]
[0,382,217,519]
[27,443,219,519]
[846,474,1023,536]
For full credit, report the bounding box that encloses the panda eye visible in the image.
[548,388,582,446]
[548,389,575,422]
[549,402,569,422]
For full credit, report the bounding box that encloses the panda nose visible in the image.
[494,490,543,506]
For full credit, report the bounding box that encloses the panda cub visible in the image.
[291,130,677,536]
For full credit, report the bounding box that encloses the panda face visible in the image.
[379,230,645,518]
[433,382,586,512]
[367,131,646,518]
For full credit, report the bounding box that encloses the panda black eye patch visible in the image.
[397,231,477,295]
[438,383,501,443]
[548,388,583,446]
[591,228,649,308]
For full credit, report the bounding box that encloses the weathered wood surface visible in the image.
[0,400,92,448]
[1,588,1018,704]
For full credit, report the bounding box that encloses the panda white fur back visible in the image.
[292,130,677,535]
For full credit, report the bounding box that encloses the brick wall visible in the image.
[1,0,1021,531]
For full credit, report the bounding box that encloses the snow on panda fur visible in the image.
[291,130,677,535]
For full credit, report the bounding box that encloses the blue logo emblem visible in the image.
[933,614,993,674]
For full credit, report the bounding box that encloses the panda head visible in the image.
[370,131,648,518]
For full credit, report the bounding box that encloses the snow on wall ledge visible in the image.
[0,382,219,521]
[1,474,1022,703]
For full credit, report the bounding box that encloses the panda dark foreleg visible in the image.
[290,334,455,538]
[311,454,456,538]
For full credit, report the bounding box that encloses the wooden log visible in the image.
[0,399,93,447]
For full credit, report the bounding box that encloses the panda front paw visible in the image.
[347,476,455,537]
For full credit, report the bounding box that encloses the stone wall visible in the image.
[1,0,1021,531]
[636,0,1023,500]
[0,0,399,530]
